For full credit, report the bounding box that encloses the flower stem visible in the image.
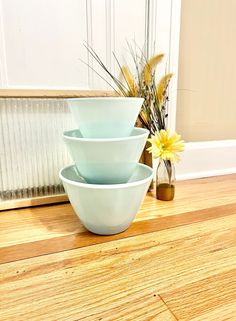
[164,160,172,185]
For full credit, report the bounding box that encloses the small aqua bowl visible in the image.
[59,163,153,235]
[66,97,144,138]
[63,127,149,184]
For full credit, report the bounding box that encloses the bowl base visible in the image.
[83,221,132,236]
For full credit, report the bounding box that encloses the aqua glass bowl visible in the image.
[63,127,149,184]
[59,163,153,235]
[66,97,144,138]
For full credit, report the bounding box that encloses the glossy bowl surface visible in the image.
[63,127,149,184]
[66,97,144,138]
[59,163,153,235]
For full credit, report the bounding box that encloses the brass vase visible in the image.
[156,160,175,201]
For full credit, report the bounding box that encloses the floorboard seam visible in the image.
[158,293,179,321]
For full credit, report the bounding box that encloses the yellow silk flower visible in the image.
[147,130,185,162]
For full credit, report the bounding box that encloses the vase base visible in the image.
[156,183,175,201]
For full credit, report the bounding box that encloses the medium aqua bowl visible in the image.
[66,97,144,138]
[63,127,149,184]
[59,163,153,235]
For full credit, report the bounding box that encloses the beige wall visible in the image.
[176,0,236,142]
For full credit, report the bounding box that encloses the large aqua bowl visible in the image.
[59,163,153,235]
[66,97,144,138]
[63,127,149,184]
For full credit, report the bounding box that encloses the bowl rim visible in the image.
[66,97,144,102]
[59,163,153,190]
[63,127,149,143]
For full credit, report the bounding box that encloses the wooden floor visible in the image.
[0,175,236,321]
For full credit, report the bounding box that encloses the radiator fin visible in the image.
[0,98,75,201]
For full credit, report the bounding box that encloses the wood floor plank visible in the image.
[1,214,235,283]
[1,174,236,249]
[1,174,236,320]
[1,202,236,264]
[139,174,236,222]
[0,203,83,248]
[0,214,235,320]
[189,301,236,321]
[160,269,236,321]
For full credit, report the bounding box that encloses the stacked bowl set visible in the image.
[59,98,153,235]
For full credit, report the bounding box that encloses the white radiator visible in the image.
[0,98,75,202]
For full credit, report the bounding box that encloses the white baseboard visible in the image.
[176,140,236,180]
[176,167,236,181]
[153,139,236,181]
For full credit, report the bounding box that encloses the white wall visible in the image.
[0,0,178,91]
[176,0,236,141]
[0,0,149,90]
[175,0,236,180]
[0,0,89,88]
